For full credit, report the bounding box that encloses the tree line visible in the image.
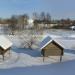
[0,12,75,31]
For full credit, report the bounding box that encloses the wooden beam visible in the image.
[2,54,4,61]
[60,55,62,62]
[43,56,45,62]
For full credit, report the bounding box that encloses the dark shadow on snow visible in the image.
[11,47,75,57]
[11,47,41,57]
[64,49,75,54]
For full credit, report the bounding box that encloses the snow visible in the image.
[0,31,75,75]
[39,36,52,49]
[5,34,75,50]
[0,49,75,75]
[0,35,12,50]
[0,48,75,69]
[0,61,75,75]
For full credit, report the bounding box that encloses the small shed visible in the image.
[39,36,64,62]
[0,35,12,60]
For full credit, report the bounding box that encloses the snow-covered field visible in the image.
[0,49,75,75]
[0,29,75,75]
[6,33,75,50]
[0,60,75,75]
[0,50,75,69]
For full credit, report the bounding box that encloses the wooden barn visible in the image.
[39,36,64,62]
[0,36,12,60]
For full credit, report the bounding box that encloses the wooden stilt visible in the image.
[9,49,10,56]
[43,56,45,62]
[60,55,62,62]
[2,54,4,61]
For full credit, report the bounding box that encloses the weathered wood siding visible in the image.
[42,42,63,57]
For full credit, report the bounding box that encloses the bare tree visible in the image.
[17,14,29,30]
[32,12,40,29]
[8,15,17,35]
[46,13,51,22]
[32,12,39,20]
[18,35,36,49]
[40,12,45,21]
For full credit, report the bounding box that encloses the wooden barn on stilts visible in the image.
[0,36,12,60]
[39,36,64,62]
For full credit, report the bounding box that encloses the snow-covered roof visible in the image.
[39,35,65,50]
[54,38,75,49]
[39,36,53,49]
[0,35,12,50]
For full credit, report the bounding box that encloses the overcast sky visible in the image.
[0,0,75,19]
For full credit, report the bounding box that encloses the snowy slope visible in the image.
[0,34,74,75]
[0,57,75,75]
[0,49,75,69]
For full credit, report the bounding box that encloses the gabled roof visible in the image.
[39,35,64,50]
[0,35,12,50]
[39,36,53,49]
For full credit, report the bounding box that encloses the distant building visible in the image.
[28,19,34,25]
[37,23,58,29]
[50,24,58,27]
[25,19,34,29]
[0,35,12,60]
[0,24,10,34]
[70,26,75,30]
[39,36,64,62]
